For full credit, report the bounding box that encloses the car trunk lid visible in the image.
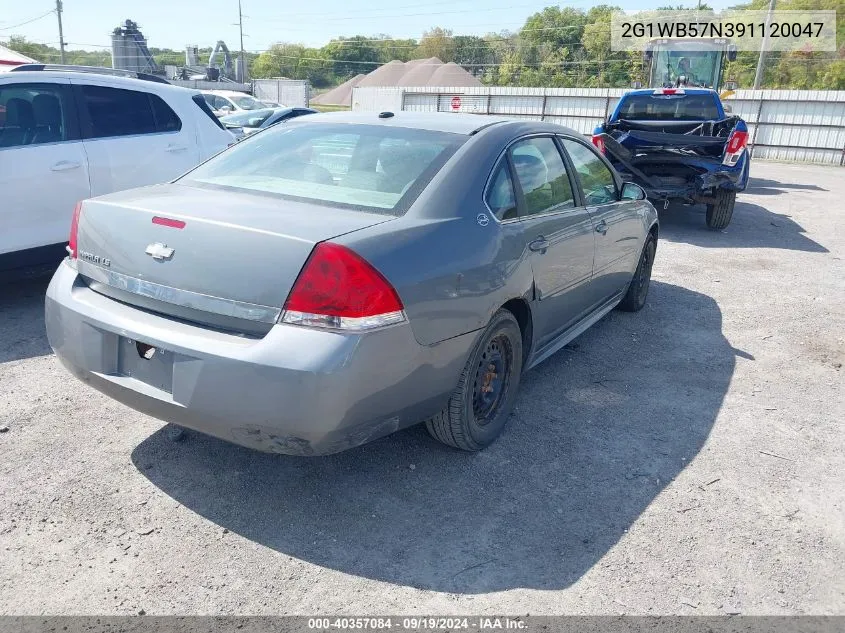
[75,183,394,326]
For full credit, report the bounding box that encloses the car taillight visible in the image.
[592,134,606,154]
[723,130,748,166]
[67,201,83,259]
[281,242,405,331]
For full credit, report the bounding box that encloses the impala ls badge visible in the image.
[145,243,175,261]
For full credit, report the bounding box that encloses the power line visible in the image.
[0,8,55,31]
[255,2,554,22]
[253,0,575,21]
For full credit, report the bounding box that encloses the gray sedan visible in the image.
[45,112,658,456]
[220,106,318,139]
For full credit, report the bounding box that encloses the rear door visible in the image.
[560,136,643,301]
[0,79,90,256]
[73,81,200,197]
[504,136,597,346]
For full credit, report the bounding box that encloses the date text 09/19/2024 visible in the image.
[307,617,528,630]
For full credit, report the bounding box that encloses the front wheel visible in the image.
[425,309,523,451]
[706,189,736,229]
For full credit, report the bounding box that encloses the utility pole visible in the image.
[238,0,246,83]
[55,0,66,64]
[753,0,776,89]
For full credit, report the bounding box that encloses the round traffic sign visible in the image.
[450,96,461,110]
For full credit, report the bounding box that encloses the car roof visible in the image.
[288,111,580,136]
[624,88,718,96]
[0,70,196,95]
[202,90,253,98]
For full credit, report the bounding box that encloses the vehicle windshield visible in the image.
[617,94,720,121]
[180,122,464,215]
[649,48,722,89]
[231,95,263,110]
[220,108,275,127]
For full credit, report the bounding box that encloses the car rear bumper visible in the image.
[45,261,476,455]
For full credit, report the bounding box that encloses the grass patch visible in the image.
[310,104,351,112]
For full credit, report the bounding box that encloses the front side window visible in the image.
[181,123,464,215]
[510,137,574,217]
[485,161,517,220]
[561,139,618,205]
[0,83,70,148]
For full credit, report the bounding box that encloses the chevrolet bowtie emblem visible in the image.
[145,243,175,261]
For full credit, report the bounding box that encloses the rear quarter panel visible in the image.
[336,124,539,348]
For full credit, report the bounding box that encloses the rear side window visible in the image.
[617,94,719,121]
[0,82,73,148]
[561,139,618,205]
[181,123,464,215]
[81,85,156,138]
[150,94,181,132]
[80,86,181,138]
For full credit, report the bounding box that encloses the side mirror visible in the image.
[631,80,643,89]
[727,45,738,62]
[724,80,738,91]
[220,105,233,113]
[723,104,733,113]
[621,182,647,201]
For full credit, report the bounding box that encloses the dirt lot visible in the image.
[0,162,843,616]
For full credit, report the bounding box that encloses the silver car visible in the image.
[45,112,658,456]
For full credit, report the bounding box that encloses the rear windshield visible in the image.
[180,122,464,215]
[231,95,263,110]
[221,108,275,127]
[617,94,719,121]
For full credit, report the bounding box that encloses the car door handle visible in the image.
[528,237,550,253]
[595,220,609,235]
[50,160,81,172]
[165,144,188,153]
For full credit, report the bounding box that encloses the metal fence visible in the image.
[252,79,311,108]
[352,86,845,165]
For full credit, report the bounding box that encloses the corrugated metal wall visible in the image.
[252,79,311,107]
[170,80,252,92]
[352,86,845,165]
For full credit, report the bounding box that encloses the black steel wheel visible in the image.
[426,309,523,451]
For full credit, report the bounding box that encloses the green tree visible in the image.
[417,27,456,62]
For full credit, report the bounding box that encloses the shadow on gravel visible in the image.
[658,200,828,253]
[0,275,53,363]
[745,177,828,196]
[133,281,739,593]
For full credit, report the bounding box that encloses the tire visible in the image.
[425,309,523,451]
[618,234,656,313]
[706,189,736,229]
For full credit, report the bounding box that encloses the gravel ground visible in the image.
[0,161,843,616]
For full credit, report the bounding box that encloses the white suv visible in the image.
[0,65,234,273]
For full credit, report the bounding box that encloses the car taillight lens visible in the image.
[68,201,83,258]
[723,130,748,166]
[281,242,405,331]
[592,134,606,154]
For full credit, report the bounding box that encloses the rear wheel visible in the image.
[706,189,736,229]
[618,234,656,313]
[425,309,523,451]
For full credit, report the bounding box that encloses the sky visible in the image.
[1,0,739,52]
